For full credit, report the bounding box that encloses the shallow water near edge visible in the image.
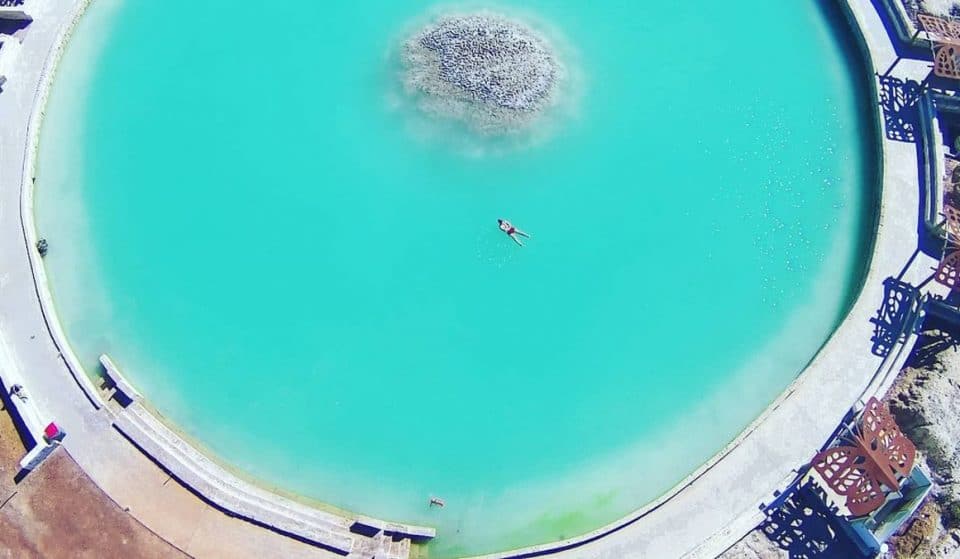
[36,1,874,556]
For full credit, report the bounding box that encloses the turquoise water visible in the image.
[37,1,874,556]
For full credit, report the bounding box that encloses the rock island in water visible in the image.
[401,12,564,134]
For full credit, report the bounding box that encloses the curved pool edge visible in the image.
[1,1,433,557]
[465,1,944,557]
[0,1,939,559]
[18,0,103,413]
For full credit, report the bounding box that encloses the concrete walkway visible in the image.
[0,0,944,558]
[0,2,425,559]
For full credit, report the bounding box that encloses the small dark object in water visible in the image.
[429,496,445,508]
[36,238,48,257]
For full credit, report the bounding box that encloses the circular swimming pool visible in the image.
[37,1,876,556]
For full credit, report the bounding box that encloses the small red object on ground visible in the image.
[43,422,63,442]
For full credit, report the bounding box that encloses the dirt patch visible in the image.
[888,500,960,559]
[719,530,787,559]
[0,406,187,559]
[888,322,960,530]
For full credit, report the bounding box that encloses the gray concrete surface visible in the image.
[0,2,428,558]
[0,0,944,558]
[467,0,951,557]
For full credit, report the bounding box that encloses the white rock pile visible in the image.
[402,13,562,134]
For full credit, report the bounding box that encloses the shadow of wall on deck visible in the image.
[870,276,922,357]
[868,0,932,63]
[905,305,960,367]
[759,480,866,559]
[0,19,30,36]
[876,73,948,258]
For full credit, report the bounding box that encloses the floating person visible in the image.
[498,219,531,247]
[429,496,446,508]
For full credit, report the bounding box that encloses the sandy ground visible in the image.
[0,406,188,559]
[883,318,960,559]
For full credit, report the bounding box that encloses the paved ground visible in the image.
[721,316,960,559]
[478,1,945,555]
[0,406,187,559]
[0,3,370,557]
[0,0,944,558]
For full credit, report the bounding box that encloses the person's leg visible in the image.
[510,234,524,246]
[516,229,530,238]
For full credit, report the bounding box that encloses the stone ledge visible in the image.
[111,401,436,557]
[113,403,358,556]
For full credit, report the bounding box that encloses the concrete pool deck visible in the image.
[468,1,947,557]
[0,2,428,559]
[0,0,945,558]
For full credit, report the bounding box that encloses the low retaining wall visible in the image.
[112,402,375,556]
[8,2,435,556]
[4,0,938,558]
[873,0,931,49]
[104,361,435,555]
[463,0,943,556]
[919,91,945,238]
